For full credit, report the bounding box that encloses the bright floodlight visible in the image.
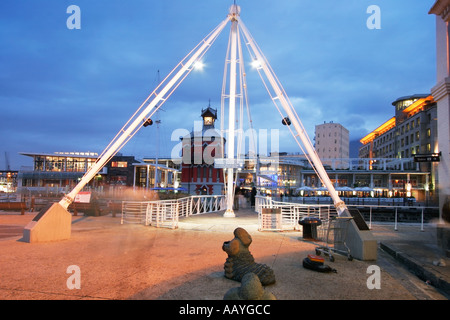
[251,59,261,69]
[194,60,205,71]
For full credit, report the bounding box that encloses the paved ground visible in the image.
[0,208,448,302]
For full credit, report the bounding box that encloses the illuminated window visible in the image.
[111,161,128,168]
[427,128,431,138]
[426,143,431,152]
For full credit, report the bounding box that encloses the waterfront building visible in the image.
[315,122,349,169]
[429,0,450,216]
[358,94,438,203]
[104,155,137,187]
[179,106,225,195]
[359,94,437,163]
[17,151,104,194]
[235,152,434,204]
[132,156,180,190]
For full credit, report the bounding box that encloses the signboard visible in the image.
[259,208,282,231]
[74,192,91,203]
[414,153,441,163]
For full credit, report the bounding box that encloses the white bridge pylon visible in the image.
[59,4,348,218]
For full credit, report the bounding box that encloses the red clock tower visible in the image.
[180,105,225,195]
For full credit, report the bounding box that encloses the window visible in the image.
[34,156,44,171]
[66,158,86,172]
[427,128,431,138]
[111,161,127,168]
[427,143,431,152]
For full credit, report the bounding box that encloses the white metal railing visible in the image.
[255,196,440,232]
[121,195,225,229]
[255,196,337,231]
[346,204,440,231]
[121,201,148,225]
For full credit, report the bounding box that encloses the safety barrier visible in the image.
[255,196,337,231]
[121,195,225,229]
[255,196,440,232]
[121,201,148,225]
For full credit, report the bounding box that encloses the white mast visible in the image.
[224,4,241,217]
[58,3,346,217]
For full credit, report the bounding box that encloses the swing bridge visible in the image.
[23,3,378,260]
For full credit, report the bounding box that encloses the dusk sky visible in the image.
[0,0,438,170]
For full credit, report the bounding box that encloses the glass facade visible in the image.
[32,155,98,173]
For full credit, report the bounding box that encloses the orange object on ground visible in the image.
[307,254,324,263]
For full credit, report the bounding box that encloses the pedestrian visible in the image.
[251,187,256,207]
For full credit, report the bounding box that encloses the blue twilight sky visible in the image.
[0,0,438,170]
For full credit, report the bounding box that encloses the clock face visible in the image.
[204,117,213,125]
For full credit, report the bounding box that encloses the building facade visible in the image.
[180,106,225,195]
[104,155,136,187]
[132,157,180,190]
[358,94,438,203]
[429,0,450,218]
[17,151,105,195]
[315,122,349,168]
[359,95,437,163]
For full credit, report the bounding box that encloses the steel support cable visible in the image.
[237,26,257,159]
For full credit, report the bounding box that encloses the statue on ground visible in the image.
[224,272,276,300]
[222,227,276,286]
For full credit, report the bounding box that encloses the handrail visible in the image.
[255,196,439,232]
[121,195,226,228]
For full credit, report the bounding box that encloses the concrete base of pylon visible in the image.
[223,209,236,218]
